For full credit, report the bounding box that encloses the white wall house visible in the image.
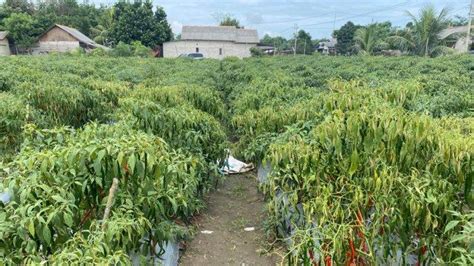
[163,26,259,59]
[0,31,10,56]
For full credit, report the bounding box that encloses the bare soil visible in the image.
[179,172,283,266]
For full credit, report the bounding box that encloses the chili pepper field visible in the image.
[0,54,473,264]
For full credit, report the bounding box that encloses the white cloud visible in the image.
[171,21,183,34]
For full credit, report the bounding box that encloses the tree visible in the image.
[219,14,241,28]
[389,5,450,56]
[91,7,113,45]
[260,34,290,54]
[108,1,172,48]
[354,22,391,55]
[312,38,329,47]
[2,0,34,15]
[354,25,378,55]
[3,12,36,52]
[249,47,263,57]
[448,15,468,27]
[334,21,361,55]
[293,29,312,54]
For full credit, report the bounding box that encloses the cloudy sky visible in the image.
[156,0,470,39]
[20,0,474,39]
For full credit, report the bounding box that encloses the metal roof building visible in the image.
[32,24,108,55]
[163,26,259,59]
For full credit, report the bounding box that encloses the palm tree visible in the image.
[354,24,380,55]
[389,5,450,56]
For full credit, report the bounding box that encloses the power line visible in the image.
[274,0,412,34]
[298,0,411,28]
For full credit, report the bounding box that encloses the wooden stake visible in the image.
[102,178,119,229]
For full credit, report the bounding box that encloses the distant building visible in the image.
[256,45,275,55]
[163,26,259,59]
[0,31,10,56]
[32,24,108,55]
[316,38,337,55]
[439,25,474,53]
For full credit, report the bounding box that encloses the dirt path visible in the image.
[179,172,282,266]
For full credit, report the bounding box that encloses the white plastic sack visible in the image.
[130,240,179,266]
[157,241,180,266]
[220,155,254,175]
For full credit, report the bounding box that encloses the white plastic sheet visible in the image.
[0,191,11,204]
[220,155,254,175]
[130,240,179,266]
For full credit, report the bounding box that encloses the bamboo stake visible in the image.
[102,178,119,229]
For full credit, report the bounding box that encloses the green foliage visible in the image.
[0,55,229,263]
[132,41,151,57]
[219,14,241,28]
[354,23,391,55]
[0,93,31,154]
[389,5,451,56]
[0,0,172,51]
[108,1,172,47]
[1,123,207,262]
[0,54,473,264]
[3,12,36,49]
[112,41,133,57]
[123,100,227,163]
[260,34,290,53]
[250,47,264,57]
[294,29,313,54]
[334,21,361,55]
[110,41,152,57]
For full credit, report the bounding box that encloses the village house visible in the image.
[0,31,10,56]
[316,38,337,55]
[163,26,259,59]
[32,24,108,55]
[439,25,474,53]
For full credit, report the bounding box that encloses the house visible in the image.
[0,31,10,56]
[316,38,337,55]
[32,24,108,55]
[256,45,275,55]
[163,26,259,59]
[439,25,474,53]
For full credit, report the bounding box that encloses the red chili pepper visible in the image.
[325,255,332,266]
[123,164,129,173]
[347,239,356,266]
[421,245,427,255]
[308,250,317,266]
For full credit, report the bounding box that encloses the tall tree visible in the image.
[292,29,312,54]
[354,22,391,55]
[35,0,102,37]
[354,25,378,55]
[260,34,289,53]
[334,21,361,55]
[3,12,36,52]
[108,1,172,48]
[448,15,468,27]
[2,0,34,15]
[390,5,450,56]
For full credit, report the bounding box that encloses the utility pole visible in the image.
[467,0,473,52]
[293,24,298,56]
[303,39,307,55]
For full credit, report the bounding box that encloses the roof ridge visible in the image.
[181,25,259,43]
